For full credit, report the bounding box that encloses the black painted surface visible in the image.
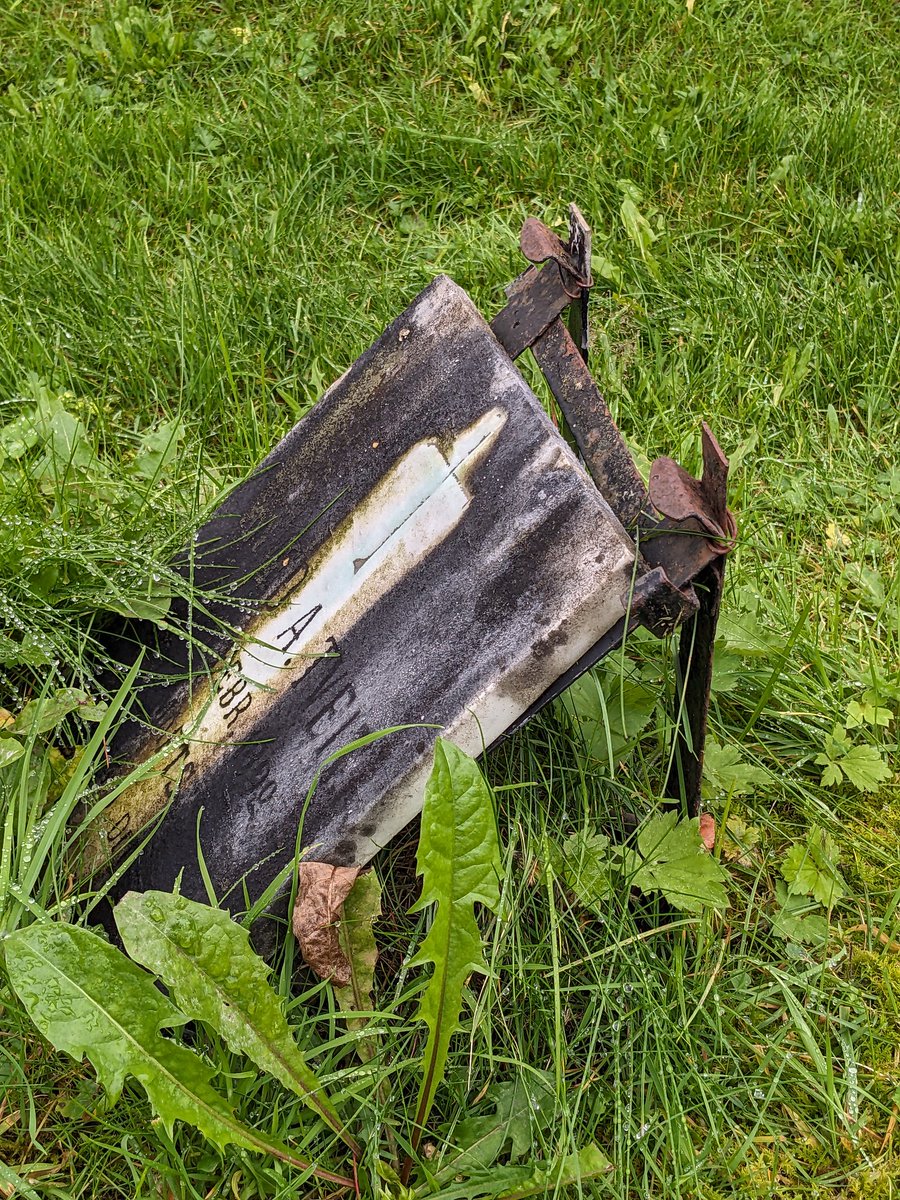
[97,276,639,917]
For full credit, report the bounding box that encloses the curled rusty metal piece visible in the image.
[491,213,737,641]
[520,217,592,296]
[630,567,699,639]
[648,424,737,555]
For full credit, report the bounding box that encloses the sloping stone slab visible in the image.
[96,276,639,913]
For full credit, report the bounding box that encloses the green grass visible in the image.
[1,0,900,1196]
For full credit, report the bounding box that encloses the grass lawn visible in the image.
[1,1,899,1197]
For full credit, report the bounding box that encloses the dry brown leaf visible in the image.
[699,813,716,852]
[845,923,900,954]
[292,862,360,985]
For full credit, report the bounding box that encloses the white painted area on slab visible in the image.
[184,406,508,758]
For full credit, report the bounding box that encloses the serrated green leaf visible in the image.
[409,739,502,1145]
[434,1073,555,1181]
[702,740,768,799]
[636,811,696,862]
[551,831,612,911]
[782,827,846,907]
[710,648,745,694]
[781,844,820,898]
[631,812,728,913]
[4,923,348,1181]
[846,699,892,729]
[114,891,354,1151]
[770,882,829,946]
[333,869,382,1062]
[839,745,892,792]
[819,761,844,788]
[722,817,761,864]
[829,725,852,750]
[716,596,778,656]
[562,669,656,770]
[420,1143,609,1200]
[816,728,892,793]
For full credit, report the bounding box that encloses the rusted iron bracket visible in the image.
[492,205,737,816]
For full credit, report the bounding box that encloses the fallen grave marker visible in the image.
[91,205,735,934]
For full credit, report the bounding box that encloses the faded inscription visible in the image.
[93,408,506,862]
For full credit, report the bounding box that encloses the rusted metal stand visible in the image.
[490,206,736,816]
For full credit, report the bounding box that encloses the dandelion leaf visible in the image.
[114,890,348,1145]
[5,922,303,1162]
[409,739,502,1135]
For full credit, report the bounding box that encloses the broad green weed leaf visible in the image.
[551,831,613,910]
[11,688,106,736]
[846,563,885,607]
[334,869,382,1062]
[617,181,657,262]
[702,740,768,799]
[782,827,845,907]
[105,575,172,624]
[420,1143,609,1200]
[590,252,623,288]
[770,882,829,946]
[0,409,39,460]
[0,1159,41,1200]
[434,1073,555,1181]
[132,419,186,480]
[114,891,354,1151]
[620,195,656,259]
[631,812,728,913]
[838,745,892,792]
[0,632,53,668]
[4,923,349,1181]
[409,739,502,1146]
[42,405,96,474]
[0,738,25,770]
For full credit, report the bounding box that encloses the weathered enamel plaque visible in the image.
[95,275,639,912]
